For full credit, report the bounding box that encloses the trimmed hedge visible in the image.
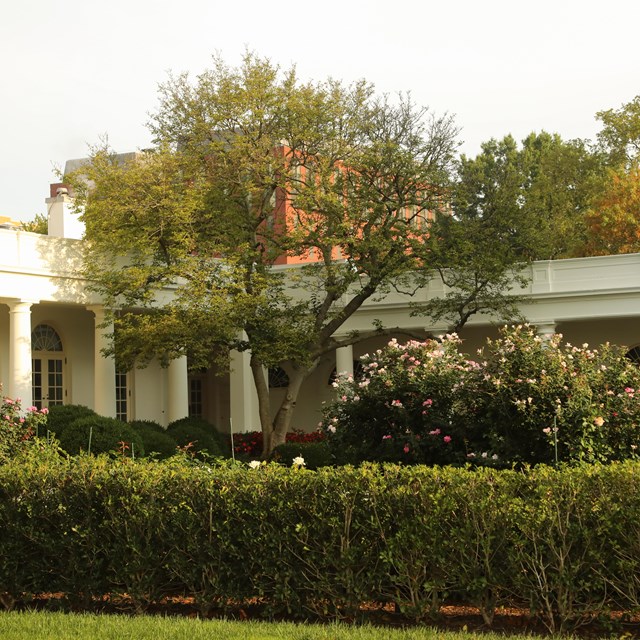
[0,456,638,632]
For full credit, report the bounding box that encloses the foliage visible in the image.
[270,441,332,470]
[69,51,464,455]
[167,419,225,459]
[58,415,145,457]
[231,428,325,458]
[129,420,177,459]
[412,133,602,331]
[45,404,97,439]
[20,212,48,234]
[0,456,639,632]
[473,325,640,465]
[322,326,640,466]
[596,94,640,168]
[168,417,229,456]
[0,395,49,462]
[322,335,479,465]
[582,165,640,255]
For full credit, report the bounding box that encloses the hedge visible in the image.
[0,454,638,632]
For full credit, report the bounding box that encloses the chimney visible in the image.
[46,183,84,239]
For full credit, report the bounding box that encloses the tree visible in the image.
[583,165,640,255]
[582,96,640,256]
[20,213,48,234]
[413,132,603,331]
[596,95,640,168]
[71,53,461,455]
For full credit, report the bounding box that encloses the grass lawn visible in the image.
[0,611,553,640]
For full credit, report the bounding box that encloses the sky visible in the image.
[1,0,639,222]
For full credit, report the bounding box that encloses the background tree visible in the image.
[21,212,48,234]
[596,95,640,168]
[412,132,602,330]
[582,95,640,255]
[583,165,640,255]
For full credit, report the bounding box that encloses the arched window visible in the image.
[625,346,640,364]
[31,324,65,409]
[32,324,63,352]
[269,367,290,388]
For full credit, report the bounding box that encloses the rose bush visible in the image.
[322,335,480,465]
[322,326,640,466]
[0,394,50,462]
[473,325,640,464]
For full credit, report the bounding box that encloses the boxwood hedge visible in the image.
[0,455,638,632]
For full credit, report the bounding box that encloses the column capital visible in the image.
[7,299,38,311]
[86,304,113,320]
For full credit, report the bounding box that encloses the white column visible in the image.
[536,322,557,342]
[88,305,116,417]
[335,345,354,377]
[167,355,189,423]
[8,301,33,404]
[229,346,261,433]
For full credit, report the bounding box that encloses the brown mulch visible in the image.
[6,593,640,638]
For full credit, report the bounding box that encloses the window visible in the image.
[31,324,64,409]
[115,371,128,421]
[268,367,290,388]
[328,360,365,385]
[626,346,640,364]
[189,378,204,418]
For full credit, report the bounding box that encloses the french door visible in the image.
[31,324,65,409]
[32,357,65,409]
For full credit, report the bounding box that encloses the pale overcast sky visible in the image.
[1,0,638,221]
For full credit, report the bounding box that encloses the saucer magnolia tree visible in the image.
[72,53,460,456]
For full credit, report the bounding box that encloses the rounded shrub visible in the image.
[45,404,97,439]
[129,420,177,459]
[168,417,230,456]
[271,441,332,470]
[59,415,145,457]
[167,418,224,458]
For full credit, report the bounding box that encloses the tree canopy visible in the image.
[72,53,467,453]
[412,131,602,331]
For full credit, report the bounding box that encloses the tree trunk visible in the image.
[261,367,307,458]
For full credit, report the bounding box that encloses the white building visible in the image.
[2,187,640,433]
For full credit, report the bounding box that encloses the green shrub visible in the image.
[128,419,164,433]
[270,442,332,470]
[59,415,144,457]
[168,417,230,457]
[139,430,177,459]
[130,421,177,459]
[43,404,97,439]
[1,458,639,630]
[167,420,223,458]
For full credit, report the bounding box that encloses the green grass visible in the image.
[0,611,549,640]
